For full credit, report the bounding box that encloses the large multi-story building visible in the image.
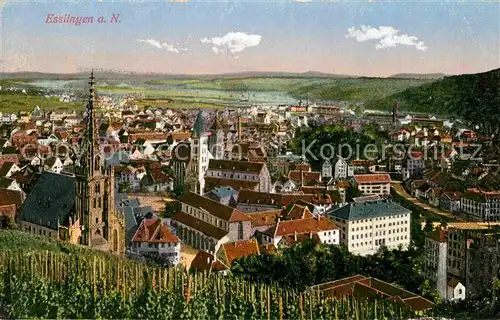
[205,159,271,193]
[327,200,411,256]
[352,174,391,196]
[424,228,449,300]
[401,151,426,181]
[258,216,339,247]
[424,222,500,301]
[172,191,252,253]
[461,189,500,222]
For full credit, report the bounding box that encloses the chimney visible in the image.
[237,116,242,141]
[300,169,304,187]
[294,231,297,241]
[393,101,398,123]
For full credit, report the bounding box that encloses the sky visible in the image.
[1,0,499,76]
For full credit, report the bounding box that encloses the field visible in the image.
[0,91,83,114]
[0,229,424,319]
[0,75,437,113]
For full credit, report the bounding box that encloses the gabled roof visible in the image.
[190,251,228,272]
[207,159,265,174]
[309,275,434,312]
[354,174,391,184]
[282,203,314,220]
[178,191,249,222]
[0,162,16,177]
[328,200,410,221]
[18,172,75,230]
[237,190,332,207]
[263,216,336,237]
[247,210,282,227]
[0,188,23,208]
[131,217,180,243]
[220,240,260,265]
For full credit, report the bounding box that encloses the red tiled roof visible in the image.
[178,191,250,222]
[283,204,314,220]
[190,251,228,272]
[354,174,391,184]
[264,216,337,237]
[247,210,282,227]
[131,217,180,243]
[238,190,332,207]
[0,188,23,208]
[281,232,321,246]
[0,155,20,167]
[259,244,276,254]
[221,240,260,265]
[288,170,321,183]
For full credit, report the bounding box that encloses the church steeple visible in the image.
[73,72,124,254]
[76,71,102,179]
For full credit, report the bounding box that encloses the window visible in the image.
[459,289,463,295]
[238,222,244,240]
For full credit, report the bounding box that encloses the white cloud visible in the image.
[346,25,428,51]
[201,32,262,54]
[139,38,185,53]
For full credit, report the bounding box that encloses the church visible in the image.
[18,72,125,254]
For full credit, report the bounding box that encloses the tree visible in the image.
[118,182,131,193]
[172,184,185,198]
[423,219,434,233]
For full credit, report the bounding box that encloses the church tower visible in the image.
[209,111,225,160]
[74,72,125,254]
[185,110,209,195]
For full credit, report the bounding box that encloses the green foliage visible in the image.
[0,90,82,114]
[163,201,180,218]
[290,125,382,171]
[232,240,427,297]
[118,182,132,194]
[0,230,420,319]
[289,77,432,102]
[367,68,500,134]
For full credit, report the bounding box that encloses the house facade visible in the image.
[352,174,391,196]
[328,200,411,256]
[130,217,181,266]
[205,159,271,193]
[172,191,252,254]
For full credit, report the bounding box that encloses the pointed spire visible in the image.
[192,110,204,138]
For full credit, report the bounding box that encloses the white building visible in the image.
[327,200,411,256]
[424,228,448,300]
[402,151,426,181]
[353,174,391,196]
[322,157,353,180]
[43,157,63,174]
[185,111,210,195]
[461,189,500,222]
[130,217,181,266]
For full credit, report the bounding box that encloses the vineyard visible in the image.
[0,230,430,319]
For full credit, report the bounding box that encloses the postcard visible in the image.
[0,0,499,319]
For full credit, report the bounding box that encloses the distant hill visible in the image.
[0,70,355,81]
[368,68,500,134]
[389,73,447,79]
